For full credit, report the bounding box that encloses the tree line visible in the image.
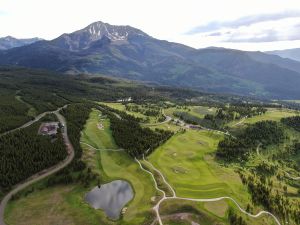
[281,116,300,132]
[98,105,173,157]
[216,121,285,161]
[239,171,300,224]
[47,103,95,187]
[173,105,267,130]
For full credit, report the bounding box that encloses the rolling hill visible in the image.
[1,21,300,99]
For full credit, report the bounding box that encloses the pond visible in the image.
[85,180,134,220]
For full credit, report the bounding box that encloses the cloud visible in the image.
[225,29,279,42]
[225,31,300,43]
[206,31,222,37]
[187,10,300,34]
[206,31,232,37]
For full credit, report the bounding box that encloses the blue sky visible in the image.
[1,0,300,51]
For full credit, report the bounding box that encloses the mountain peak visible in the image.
[84,21,148,40]
[51,21,149,51]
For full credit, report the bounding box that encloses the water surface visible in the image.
[85,180,133,219]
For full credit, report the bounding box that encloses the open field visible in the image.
[142,120,181,132]
[164,105,216,119]
[226,108,298,128]
[242,108,297,124]
[5,185,111,225]
[101,102,159,123]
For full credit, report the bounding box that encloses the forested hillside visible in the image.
[217,121,285,161]
[0,116,66,194]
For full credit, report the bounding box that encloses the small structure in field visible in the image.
[117,97,132,102]
[38,122,59,136]
[188,125,202,130]
[97,123,104,130]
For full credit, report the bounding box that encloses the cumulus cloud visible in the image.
[187,10,300,34]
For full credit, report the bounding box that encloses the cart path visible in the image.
[136,156,281,225]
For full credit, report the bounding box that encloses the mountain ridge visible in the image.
[267,48,300,62]
[1,21,300,99]
[0,36,42,50]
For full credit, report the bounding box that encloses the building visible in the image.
[38,122,59,136]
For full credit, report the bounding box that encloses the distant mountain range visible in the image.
[267,48,300,62]
[0,36,42,50]
[1,21,300,99]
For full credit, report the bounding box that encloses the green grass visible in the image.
[148,130,253,206]
[164,106,216,119]
[5,105,296,225]
[226,108,298,128]
[5,185,115,225]
[159,198,276,225]
[101,102,158,123]
[81,109,157,224]
[242,108,297,124]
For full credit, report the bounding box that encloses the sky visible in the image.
[1,0,300,51]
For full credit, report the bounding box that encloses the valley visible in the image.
[1,95,299,225]
[2,2,300,225]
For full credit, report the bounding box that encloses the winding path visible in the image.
[0,107,74,225]
[141,110,172,126]
[256,143,261,156]
[136,156,282,225]
[284,171,300,181]
[231,116,248,127]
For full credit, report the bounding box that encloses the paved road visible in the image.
[142,110,172,126]
[0,105,68,137]
[0,108,74,225]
